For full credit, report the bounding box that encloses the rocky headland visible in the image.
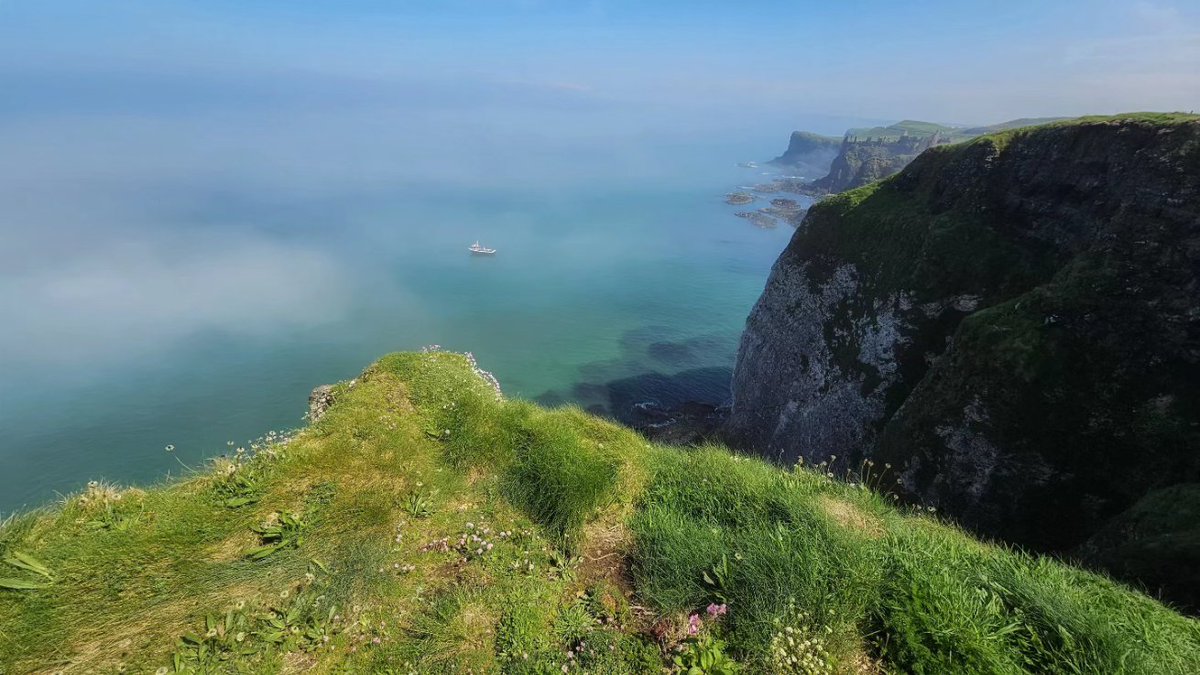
[773,118,1068,197]
[726,114,1200,608]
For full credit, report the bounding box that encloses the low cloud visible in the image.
[0,234,350,368]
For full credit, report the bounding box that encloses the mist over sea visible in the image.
[0,64,869,513]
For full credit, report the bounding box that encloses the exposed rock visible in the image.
[733,211,779,229]
[308,384,337,422]
[775,118,1069,197]
[751,182,782,194]
[727,114,1200,604]
[725,193,755,205]
[809,134,944,194]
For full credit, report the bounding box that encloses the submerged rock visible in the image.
[733,211,779,229]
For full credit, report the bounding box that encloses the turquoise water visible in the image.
[0,134,815,514]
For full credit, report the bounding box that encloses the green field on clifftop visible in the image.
[2,352,1198,673]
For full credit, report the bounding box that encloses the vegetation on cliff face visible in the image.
[3,352,1199,673]
[728,113,1200,611]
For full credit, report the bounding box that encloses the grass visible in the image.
[1,351,1198,673]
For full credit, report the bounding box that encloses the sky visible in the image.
[0,0,1198,378]
[1,0,1197,124]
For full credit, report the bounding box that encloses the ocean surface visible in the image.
[0,125,830,515]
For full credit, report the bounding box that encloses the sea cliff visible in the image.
[728,113,1200,606]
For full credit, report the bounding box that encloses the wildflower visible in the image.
[235,600,246,610]
[706,603,728,618]
[206,628,218,638]
[687,613,702,636]
[165,445,175,452]
[280,589,290,599]
[235,631,246,642]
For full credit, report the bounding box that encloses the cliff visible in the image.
[768,131,842,178]
[808,133,943,193]
[3,351,1198,672]
[787,118,1067,195]
[727,113,1200,606]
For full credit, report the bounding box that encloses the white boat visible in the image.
[468,240,496,255]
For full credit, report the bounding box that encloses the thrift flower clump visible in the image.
[769,600,833,675]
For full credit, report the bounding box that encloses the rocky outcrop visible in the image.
[809,134,945,193]
[769,131,842,178]
[781,118,1068,196]
[308,384,337,422]
[728,114,1200,601]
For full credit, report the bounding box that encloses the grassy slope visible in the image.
[1,352,1198,674]
[844,121,957,141]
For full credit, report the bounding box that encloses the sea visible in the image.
[0,111,838,515]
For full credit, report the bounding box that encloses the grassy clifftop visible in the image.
[2,352,1198,673]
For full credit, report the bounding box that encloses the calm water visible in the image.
[0,129,823,515]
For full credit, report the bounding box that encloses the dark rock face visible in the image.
[728,115,1200,603]
[810,134,945,194]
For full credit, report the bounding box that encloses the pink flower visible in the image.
[687,613,702,636]
[706,603,728,618]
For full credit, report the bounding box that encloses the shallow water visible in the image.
[0,130,820,514]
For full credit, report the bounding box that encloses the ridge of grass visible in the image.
[1,352,1198,673]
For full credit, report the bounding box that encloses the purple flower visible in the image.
[687,613,702,636]
[706,603,728,618]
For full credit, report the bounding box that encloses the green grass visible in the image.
[1,352,1198,673]
[845,120,961,141]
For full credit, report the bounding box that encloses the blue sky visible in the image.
[1,0,1197,124]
